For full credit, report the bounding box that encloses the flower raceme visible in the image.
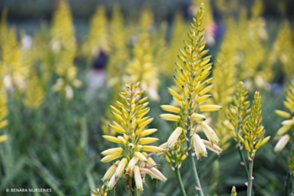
[92,82,166,196]
[274,79,294,152]
[160,4,222,162]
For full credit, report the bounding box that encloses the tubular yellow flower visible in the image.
[134,151,147,162]
[167,127,182,147]
[107,174,117,189]
[101,148,123,156]
[274,134,290,153]
[191,113,206,122]
[200,122,220,144]
[149,167,167,182]
[126,157,139,172]
[134,166,144,192]
[142,145,164,152]
[102,135,123,144]
[277,125,292,136]
[199,104,222,112]
[102,161,120,182]
[160,105,181,113]
[140,129,157,136]
[101,153,122,163]
[115,158,128,178]
[276,110,291,118]
[168,88,182,101]
[139,137,159,145]
[202,139,222,155]
[192,134,207,159]
[282,118,294,126]
[160,114,180,122]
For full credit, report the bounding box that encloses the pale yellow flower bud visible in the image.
[160,105,181,113]
[192,134,207,159]
[192,113,206,122]
[135,151,147,162]
[160,114,181,122]
[167,127,183,147]
[126,157,139,172]
[115,158,128,178]
[275,110,291,118]
[200,122,220,144]
[149,167,167,182]
[102,135,123,144]
[101,153,122,163]
[199,104,222,112]
[142,145,164,152]
[140,129,157,136]
[101,147,123,156]
[134,166,144,191]
[139,137,158,145]
[168,88,182,101]
[202,139,222,155]
[274,134,290,153]
[277,125,292,136]
[102,160,120,182]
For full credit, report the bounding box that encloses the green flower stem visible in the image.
[175,167,187,196]
[238,148,249,177]
[247,159,254,196]
[285,170,290,196]
[187,149,204,196]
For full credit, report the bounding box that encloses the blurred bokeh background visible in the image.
[0,0,294,195]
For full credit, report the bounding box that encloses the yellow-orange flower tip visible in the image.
[160,105,181,113]
[160,114,180,122]
[275,110,291,118]
[167,127,183,148]
[274,134,290,153]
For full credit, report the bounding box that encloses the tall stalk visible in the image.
[175,167,187,196]
[247,160,254,196]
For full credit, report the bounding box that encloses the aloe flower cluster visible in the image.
[92,82,166,196]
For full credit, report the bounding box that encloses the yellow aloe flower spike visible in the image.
[274,79,294,153]
[211,17,238,151]
[159,4,222,195]
[240,91,270,195]
[124,10,160,101]
[51,0,81,100]
[95,82,166,195]
[107,6,129,87]
[0,78,8,143]
[23,72,45,109]
[226,82,251,149]
[81,6,110,59]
